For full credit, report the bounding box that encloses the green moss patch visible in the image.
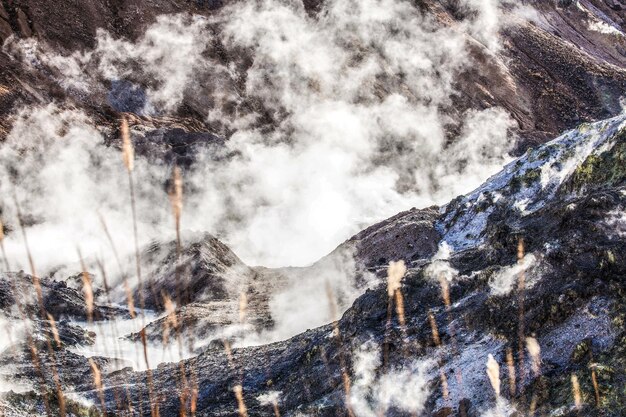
[569,128,626,191]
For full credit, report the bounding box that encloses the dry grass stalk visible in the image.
[121,116,134,172]
[119,118,158,417]
[325,282,355,417]
[140,329,159,417]
[271,399,281,417]
[223,339,235,367]
[233,385,248,417]
[486,354,501,398]
[435,266,467,413]
[428,310,441,346]
[169,165,186,308]
[120,116,145,311]
[387,260,406,297]
[163,293,178,345]
[394,287,406,329]
[384,260,408,366]
[95,259,132,414]
[161,291,187,411]
[78,251,94,323]
[163,294,179,330]
[125,281,136,319]
[571,373,582,409]
[341,371,353,417]
[169,166,183,225]
[383,293,393,369]
[27,341,51,416]
[590,363,601,407]
[168,167,195,417]
[387,261,407,330]
[439,369,449,401]
[95,259,124,357]
[190,369,199,416]
[239,292,248,324]
[46,314,62,348]
[89,358,107,415]
[98,214,136,318]
[506,347,516,397]
[516,237,526,387]
[526,337,541,377]
[221,339,248,417]
[162,321,171,346]
[529,395,538,414]
[177,361,190,417]
[191,386,198,416]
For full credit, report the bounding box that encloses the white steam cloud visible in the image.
[238,246,376,345]
[489,253,537,296]
[424,242,458,283]
[2,0,518,271]
[349,341,434,416]
[0,105,169,279]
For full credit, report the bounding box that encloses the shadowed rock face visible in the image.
[0,272,123,322]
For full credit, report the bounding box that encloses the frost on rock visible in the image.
[438,114,626,251]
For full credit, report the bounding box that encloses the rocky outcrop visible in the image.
[343,206,441,272]
[0,272,123,321]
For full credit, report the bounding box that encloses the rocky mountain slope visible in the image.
[110,112,626,417]
[0,100,623,417]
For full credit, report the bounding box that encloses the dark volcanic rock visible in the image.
[131,127,225,167]
[344,206,441,271]
[107,80,147,114]
[0,2,626,416]
[0,272,123,321]
[0,114,624,417]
